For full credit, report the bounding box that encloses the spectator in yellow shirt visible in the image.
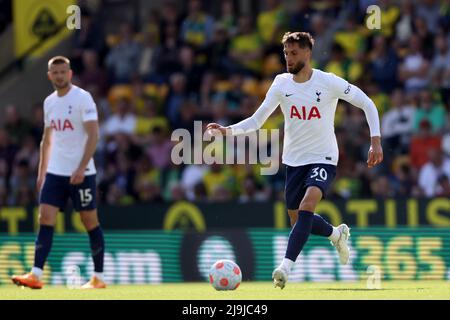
[334,17,365,59]
[324,43,363,83]
[202,163,235,198]
[257,0,287,45]
[229,15,263,75]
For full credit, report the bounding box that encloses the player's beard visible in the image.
[288,61,305,74]
[53,80,69,90]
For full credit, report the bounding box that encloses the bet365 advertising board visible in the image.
[0,228,449,285]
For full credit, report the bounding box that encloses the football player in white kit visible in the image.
[12,56,106,289]
[207,32,383,289]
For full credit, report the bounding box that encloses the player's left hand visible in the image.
[367,137,383,168]
[70,168,86,185]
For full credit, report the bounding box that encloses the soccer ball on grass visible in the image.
[209,259,242,290]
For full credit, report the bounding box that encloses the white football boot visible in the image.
[272,267,288,290]
[331,224,351,265]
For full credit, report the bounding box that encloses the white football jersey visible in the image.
[229,69,381,166]
[44,85,98,176]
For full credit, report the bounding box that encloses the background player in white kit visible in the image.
[207,32,383,289]
[11,56,106,289]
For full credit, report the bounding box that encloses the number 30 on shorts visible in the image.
[310,167,328,180]
[79,188,93,207]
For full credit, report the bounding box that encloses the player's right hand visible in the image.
[70,167,86,185]
[206,123,228,135]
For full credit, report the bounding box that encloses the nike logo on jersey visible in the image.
[315,179,325,182]
[285,93,294,97]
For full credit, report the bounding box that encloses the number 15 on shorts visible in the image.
[79,188,93,207]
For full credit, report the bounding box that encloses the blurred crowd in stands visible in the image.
[1,0,450,207]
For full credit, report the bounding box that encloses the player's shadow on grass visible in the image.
[321,288,425,291]
[322,288,389,291]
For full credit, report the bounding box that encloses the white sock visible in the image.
[31,267,43,279]
[94,272,104,281]
[280,258,295,271]
[328,227,340,243]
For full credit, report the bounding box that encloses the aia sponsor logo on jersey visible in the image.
[50,119,74,131]
[290,105,321,120]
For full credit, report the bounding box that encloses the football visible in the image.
[209,260,242,291]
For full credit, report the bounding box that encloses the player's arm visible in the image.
[70,93,99,185]
[37,126,52,191]
[331,74,383,168]
[207,77,281,135]
[78,120,99,171]
[70,120,99,185]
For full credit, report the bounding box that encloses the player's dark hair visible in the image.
[48,56,71,69]
[281,32,315,50]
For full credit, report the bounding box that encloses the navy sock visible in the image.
[34,225,54,269]
[88,226,105,273]
[311,214,333,237]
[285,210,314,262]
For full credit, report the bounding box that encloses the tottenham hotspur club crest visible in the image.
[315,91,321,102]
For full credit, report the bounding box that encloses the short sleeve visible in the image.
[43,98,50,128]
[81,92,98,122]
[328,73,357,101]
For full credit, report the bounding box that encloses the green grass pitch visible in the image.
[0,281,449,300]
